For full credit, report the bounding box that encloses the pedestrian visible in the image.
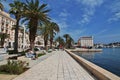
[3,42,7,52]
[59,44,62,50]
[25,49,35,59]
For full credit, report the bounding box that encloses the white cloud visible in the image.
[52,18,69,38]
[94,29,107,36]
[108,0,120,22]
[109,0,120,13]
[69,28,87,41]
[74,29,86,35]
[80,14,90,24]
[109,12,120,22]
[59,12,68,17]
[52,18,87,41]
[52,19,68,29]
[59,9,70,18]
[2,1,10,12]
[58,28,86,42]
[76,0,103,25]
[76,0,103,7]
[98,34,120,39]
[53,9,70,29]
[52,9,72,37]
[58,22,68,29]
[57,9,70,23]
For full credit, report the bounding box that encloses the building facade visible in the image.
[35,35,44,47]
[0,10,16,48]
[0,10,44,49]
[78,36,94,48]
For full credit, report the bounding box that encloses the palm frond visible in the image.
[38,4,47,11]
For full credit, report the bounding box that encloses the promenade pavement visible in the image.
[0,48,8,62]
[0,48,6,54]
[13,51,96,80]
[29,51,55,67]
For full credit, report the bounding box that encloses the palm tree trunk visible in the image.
[29,19,37,51]
[45,40,48,51]
[44,37,48,51]
[14,19,19,53]
[50,38,53,49]
[30,41,34,51]
[1,38,4,47]
[29,32,36,51]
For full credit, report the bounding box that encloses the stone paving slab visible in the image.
[29,51,56,67]
[13,51,96,80]
[0,74,17,80]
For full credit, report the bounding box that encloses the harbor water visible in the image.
[74,48,120,77]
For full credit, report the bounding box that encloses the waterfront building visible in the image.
[0,10,45,49]
[0,10,16,47]
[78,36,94,48]
[18,30,29,49]
[24,32,29,48]
[35,35,44,47]
[94,43,104,48]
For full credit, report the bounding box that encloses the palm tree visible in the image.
[63,34,74,48]
[0,33,9,47]
[67,37,74,48]
[23,0,50,50]
[9,0,24,53]
[11,25,24,47]
[63,34,70,43]
[0,0,5,10]
[55,36,65,48]
[49,22,60,49]
[40,23,49,51]
[0,3,3,10]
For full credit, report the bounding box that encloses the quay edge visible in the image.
[65,49,120,80]
[69,48,102,52]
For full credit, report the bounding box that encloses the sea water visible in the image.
[75,48,120,76]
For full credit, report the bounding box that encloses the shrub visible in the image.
[8,56,18,60]
[0,60,28,74]
[19,51,26,56]
[48,49,52,53]
[36,51,46,58]
[34,47,40,51]
[37,53,45,57]
[7,50,26,55]
[7,50,15,54]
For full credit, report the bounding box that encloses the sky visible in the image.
[2,0,120,43]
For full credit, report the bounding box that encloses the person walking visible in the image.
[3,42,7,52]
